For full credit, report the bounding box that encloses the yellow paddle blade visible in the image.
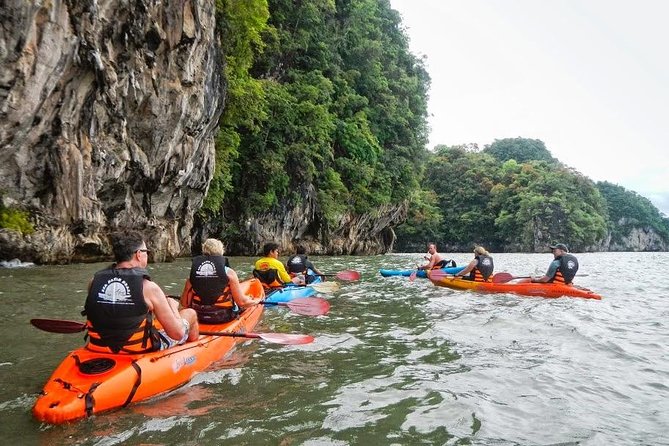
[308,281,340,293]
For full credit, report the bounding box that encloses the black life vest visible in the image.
[468,255,494,282]
[190,255,231,304]
[287,254,308,274]
[434,259,456,269]
[253,268,283,289]
[189,255,236,324]
[84,266,160,354]
[552,254,579,284]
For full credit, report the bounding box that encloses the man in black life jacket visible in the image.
[181,238,258,323]
[531,243,579,285]
[84,230,199,353]
[286,244,324,284]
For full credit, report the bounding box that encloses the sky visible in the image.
[389,0,669,216]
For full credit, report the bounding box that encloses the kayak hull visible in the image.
[429,276,602,299]
[32,279,265,424]
[264,270,323,303]
[380,266,464,278]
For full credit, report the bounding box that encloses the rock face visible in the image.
[202,184,408,256]
[0,0,224,263]
[604,222,668,252]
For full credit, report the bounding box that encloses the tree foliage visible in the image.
[207,0,430,235]
[483,137,556,164]
[396,140,613,252]
[203,4,665,253]
[0,204,34,235]
[597,181,669,241]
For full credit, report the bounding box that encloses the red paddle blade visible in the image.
[257,333,314,344]
[336,270,360,281]
[285,297,330,316]
[30,318,86,334]
[409,271,417,282]
[492,272,515,283]
[426,269,453,280]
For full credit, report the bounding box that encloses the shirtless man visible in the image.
[417,242,444,270]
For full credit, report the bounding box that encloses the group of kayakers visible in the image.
[252,242,324,287]
[83,230,581,356]
[418,242,579,285]
[84,231,325,356]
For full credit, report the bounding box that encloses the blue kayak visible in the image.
[264,271,323,303]
[379,266,465,278]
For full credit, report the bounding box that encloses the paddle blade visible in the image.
[492,273,516,283]
[284,297,330,316]
[309,281,340,293]
[200,330,314,345]
[257,332,314,345]
[426,269,453,280]
[30,318,86,334]
[409,270,417,282]
[335,270,361,281]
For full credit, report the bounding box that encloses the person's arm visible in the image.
[227,268,257,308]
[275,260,296,284]
[305,260,323,276]
[532,261,559,283]
[144,280,188,340]
[418,254,436,270]
[455,259,477,277]
[180,279,193,308]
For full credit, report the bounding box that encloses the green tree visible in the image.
[597,181,669,242]
[212,0,430,245]
[484,137,556,164]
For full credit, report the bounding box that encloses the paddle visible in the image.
[314,270,360,281]
[166,295,328,316]
[199,331,314,345]
[306,281,340,293]
[426,269,458,280]
[491,272,590,284]
[30,319,314,345]
[409,264,419,282]
[30,318,87,333]
[265,297,330,316]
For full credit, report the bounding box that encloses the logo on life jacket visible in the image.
[97,277,132,304]
[481,258,492,266]
[195,260,218,278]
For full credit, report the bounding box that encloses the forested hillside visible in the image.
[205,2,667,254]
[395,138,669,252]
[201,0,430,253]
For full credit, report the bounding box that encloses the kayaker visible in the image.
[181,238,258,323]
[532,243,579,284]
[286,244,324,284]
[418,242,455,270]
[454,245,494,281]
[254,242,304,289]
[84,230,199,353]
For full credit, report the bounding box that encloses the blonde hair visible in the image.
[473,246,489,256]
[202,238,224,256]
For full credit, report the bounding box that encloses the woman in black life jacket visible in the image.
[181,238,258,324]
[454,245,494,282]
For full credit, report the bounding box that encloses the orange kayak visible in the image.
[33,279,265,424]
[428,275,602,299]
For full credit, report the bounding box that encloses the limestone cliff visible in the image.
[200,185,408,256]
[0,0,224,263]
